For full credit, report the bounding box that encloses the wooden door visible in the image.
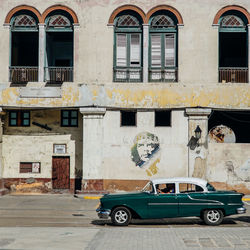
[52,157,70,189]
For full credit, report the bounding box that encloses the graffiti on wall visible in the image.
[226,159,250,183]
[131,132,160,176]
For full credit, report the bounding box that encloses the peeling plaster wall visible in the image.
[0,0,248,109]
[207,143,250,193]
[2,134,75,179]
[3,110,82,176]
[0,84,250,109]
[83,110,188,180]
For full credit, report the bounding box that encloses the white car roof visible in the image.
[151,177,207,187]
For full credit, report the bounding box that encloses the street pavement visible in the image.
[0,194,249,249]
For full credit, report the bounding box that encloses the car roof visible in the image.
[151,177,207,187]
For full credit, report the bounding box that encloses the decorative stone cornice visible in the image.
[80,107,106,116]
[185,108,211,116]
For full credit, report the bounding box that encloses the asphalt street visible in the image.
[0,194,249,249]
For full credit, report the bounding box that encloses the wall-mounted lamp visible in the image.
[187,125,202,150]
[194,125,202,140]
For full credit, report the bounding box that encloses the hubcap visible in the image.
[207,210,220,223]
[114,210,128,223]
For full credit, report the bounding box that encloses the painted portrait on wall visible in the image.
[131,132,160,176]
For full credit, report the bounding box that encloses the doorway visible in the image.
[52,156,70,189]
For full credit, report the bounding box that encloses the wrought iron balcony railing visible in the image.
[113,67,142,82]
[9,66,38,83]
[149,67,178,82]
[45,67,73,83]
[219,67,248,83]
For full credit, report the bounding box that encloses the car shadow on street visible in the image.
[92,217,239,227]
[232,216,250,224]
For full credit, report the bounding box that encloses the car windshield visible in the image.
[206,183,216,191]
[141,182,153,193]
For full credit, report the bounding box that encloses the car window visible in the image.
[141,182,153,193]
[206,183,216,191]
[156,183,175,194]
[179,183,204,193]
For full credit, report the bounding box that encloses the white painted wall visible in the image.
[2,135,75,178]
[207,143,250,190]
[82,110,188,180]
[0,0,248,85]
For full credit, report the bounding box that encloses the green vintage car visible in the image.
[96,177,246,226]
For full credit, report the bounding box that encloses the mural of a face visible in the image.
[131,132,160,168]
[137,137,155,162]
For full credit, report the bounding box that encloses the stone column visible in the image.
[73,24,80,83]
[186,108,211,178]
[248,25,250,83]
[3,24,10,82]
[80,108,106,191]
[143,24,149,83]
[0,108,4,190]
[38,24,45,82]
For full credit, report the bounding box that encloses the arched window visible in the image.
[10,12,39,82]
[149,12,178,82]
[45,11,73,83]
[114,12,143,82]
[218,12,248,83]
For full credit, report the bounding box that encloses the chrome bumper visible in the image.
[96,208,111,219]
[237,207,246,214]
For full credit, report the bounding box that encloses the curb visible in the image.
[83,196,101,200]
[243,198,250,201]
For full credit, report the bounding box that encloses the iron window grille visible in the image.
[218,13,248,83]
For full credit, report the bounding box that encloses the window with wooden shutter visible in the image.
[20,162,41,173]
[130,34,140,66]
[151,35,161,67]
[149,12,178,82]
[116,34,127,67]
[165,34,175,67]
[114,13,142,82]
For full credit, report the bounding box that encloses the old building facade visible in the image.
[0,0,250,194]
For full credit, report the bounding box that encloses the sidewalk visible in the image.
[1,227,250,250]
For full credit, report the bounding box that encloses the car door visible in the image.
[147,183,178,219]
[177,183,208,217]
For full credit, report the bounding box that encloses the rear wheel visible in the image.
[111,207,131,226]
[203,209,224,225]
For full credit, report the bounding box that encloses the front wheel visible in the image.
[203,209,224,225]
[111,207,131,226]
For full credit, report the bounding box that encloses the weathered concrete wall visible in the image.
[0,0,249,193]
[207,143,250,194]
[82,110,188,182]
[4,109,83,176]
[2,134,75,179]
[0,84,250,109]
[0,0,248,109]
[1,0,248,84]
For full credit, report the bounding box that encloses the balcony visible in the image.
[149,68,178,82]
[45,67,73,83]
[113,67,142,82]
[9,67,38,83]
[219,67,248,83]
